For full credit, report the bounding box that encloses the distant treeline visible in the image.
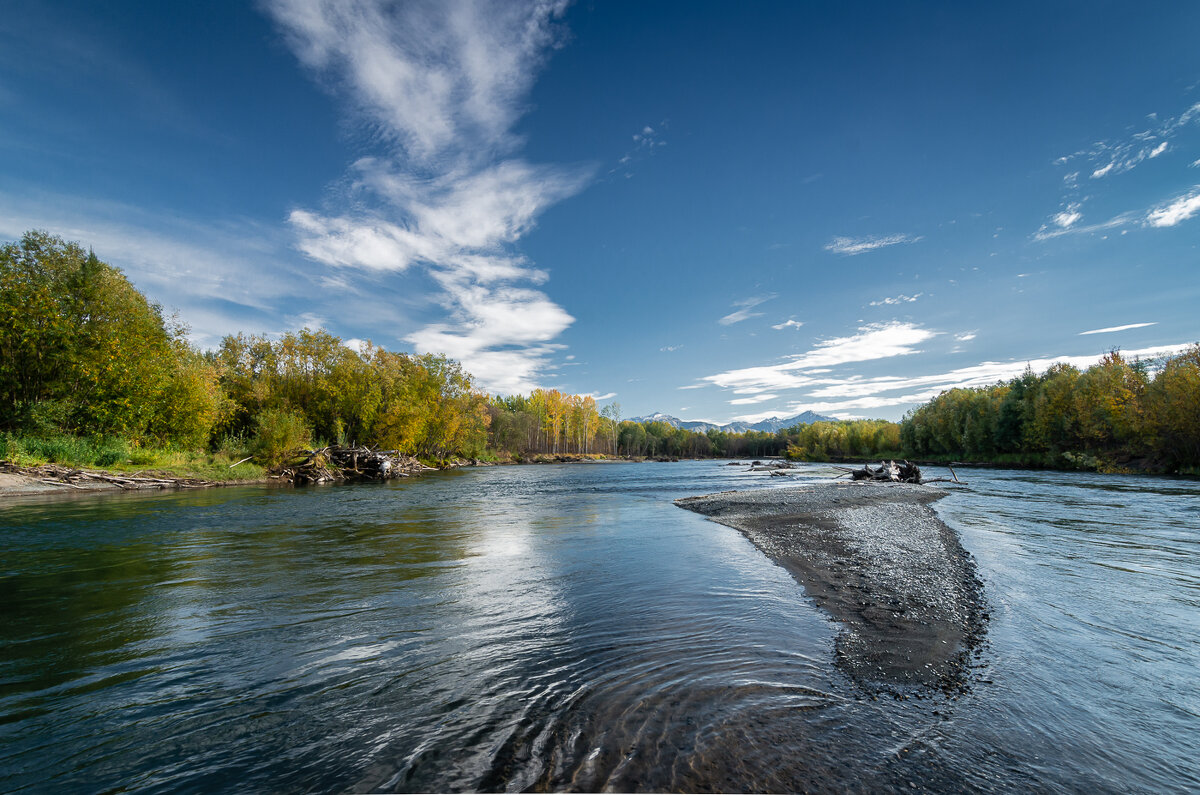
[901,350,1200,473]
[781,351,1200,474]
[3,232,1197,473]
[782,419,902,462]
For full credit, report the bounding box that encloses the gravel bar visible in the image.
[676,482,987,692]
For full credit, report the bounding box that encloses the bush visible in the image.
[252,409,312,468]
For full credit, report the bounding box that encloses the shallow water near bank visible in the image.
[1,461,1198,792]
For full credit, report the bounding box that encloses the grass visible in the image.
[2,432,267,482]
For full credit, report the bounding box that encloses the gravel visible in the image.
[677,482,987,692]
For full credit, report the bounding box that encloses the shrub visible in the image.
[251,409,312,468]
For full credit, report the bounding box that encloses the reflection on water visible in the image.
[1,462,1198,792]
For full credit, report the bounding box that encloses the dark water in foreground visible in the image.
[1,462,1197,792]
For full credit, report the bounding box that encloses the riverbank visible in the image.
[0,461,270,497]
[0,453,629,498]
[676,481,987,693]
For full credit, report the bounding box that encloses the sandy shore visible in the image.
[677,482,986,692]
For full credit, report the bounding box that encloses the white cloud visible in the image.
[1079,322,1157,335]
[702,321,938,392]
[719,309,764,325]
[1069,102,1200,181]
[869,292,922,307]
[772,318,804,330]
[268,0,569,165]
[1033,211,1137,241]
[719,293,776,325]
[1053,203,1083,228]
[660,344,683,352]
[955,331,977,342]
[1145,187,1200,227]
[266,0,585,394]
[824,233,923,256]
[1044,101,1200,240]
[405,280,574,394]
[729,394,778,405]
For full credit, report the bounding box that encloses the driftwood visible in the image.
[833,460,966,486]
[1,461,217,490]
[275,445,436,485]
[749,460,794,472]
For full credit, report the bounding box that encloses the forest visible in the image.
[900,349,1200,473]
[2,231,1198,475]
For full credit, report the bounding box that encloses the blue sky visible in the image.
[2,1,1198,422]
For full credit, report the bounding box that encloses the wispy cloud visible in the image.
[660,344,683,352]
[1052,202,1083,229]
[1079,322,1157,335]
[772,318,804,330]
[266,0,584,394]
[613,122,667,176]
[1041,100,1200,240]
[729,393,778,405]
[269,0,569,165]
[1033,211,1137,241]
[824,233,923,256]
[1145,186,1200,228]
[719,293,776,325]
[1057,101,1200,181]
[703,321,938,392]
[869,292,922,307]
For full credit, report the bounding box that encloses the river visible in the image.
[1,462,1197,792]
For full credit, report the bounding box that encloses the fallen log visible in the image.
[15,462,218,490]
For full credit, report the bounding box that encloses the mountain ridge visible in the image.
[627,410,837,434]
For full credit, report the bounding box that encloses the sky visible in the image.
[2,0,1198,423]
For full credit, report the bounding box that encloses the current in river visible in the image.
[1,461,1198,792]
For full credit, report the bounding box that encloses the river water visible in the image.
[1,462,1197,792]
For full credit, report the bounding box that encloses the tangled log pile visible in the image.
[275,446,436,485]
[846,460,923,483]
[834,460,963,485]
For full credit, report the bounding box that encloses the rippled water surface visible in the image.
[1,462,1198,792]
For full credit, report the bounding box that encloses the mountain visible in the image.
[627,410,837,434]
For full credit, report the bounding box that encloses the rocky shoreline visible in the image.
[676,481,987,693]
